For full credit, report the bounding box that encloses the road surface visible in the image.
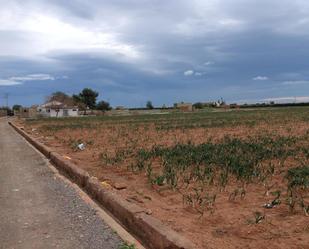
[0,118,123,249]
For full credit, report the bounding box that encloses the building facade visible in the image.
[38,101,79,118]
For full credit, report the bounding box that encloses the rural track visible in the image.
[0,118,129,249]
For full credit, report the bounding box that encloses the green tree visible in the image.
[193,102,203,109]
[73,88,99,109]
[12,104,22,111]
[0,106,12,116]
[97,100,111,111]
[146,100,154,109]
[47,91,75,106]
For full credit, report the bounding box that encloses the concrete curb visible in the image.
[9,121,196,249]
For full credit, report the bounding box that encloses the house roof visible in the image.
[41,101,63,108]
[41,101,77,109]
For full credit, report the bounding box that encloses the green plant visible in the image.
[229,187,246,201]
[152,175,165,186]
[68,138,83,151]
[118,242,136,249]
[270,190,281,206]
[286,166,309,215]
[300,199,309,216]
[286,166,309,189]
[183,187,217,217]
[247,211,265,224]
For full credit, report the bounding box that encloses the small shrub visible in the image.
[119,242,136,249]
[286,166,309,214]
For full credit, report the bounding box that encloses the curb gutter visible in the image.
[9,122,196,249]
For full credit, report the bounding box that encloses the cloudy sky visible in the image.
[1,0,309,107]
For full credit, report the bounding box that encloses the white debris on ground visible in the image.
[77,143,85,150]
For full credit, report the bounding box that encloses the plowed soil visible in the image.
[18,108,309,249]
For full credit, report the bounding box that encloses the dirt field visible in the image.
[17,107,309,249]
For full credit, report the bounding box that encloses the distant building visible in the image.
[214,101,221,107]
[115,106,126,110]
[0,109,7,117]
[229,103,240,109]
[174,102,193,112]
[37,101,79,118]
[15,106,38,118]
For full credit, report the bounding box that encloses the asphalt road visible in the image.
[0,118,123,249]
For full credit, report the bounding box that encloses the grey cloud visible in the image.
[10,74,55,81]
[1,0,309,106]
[0,79,21,86]
[253,76,269,81]
[0,73,55,87]
[184,70,194,76]
[282,80,309,85]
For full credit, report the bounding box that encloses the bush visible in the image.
[97,100,111,111]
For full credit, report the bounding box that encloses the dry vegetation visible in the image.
[19,107,309,249]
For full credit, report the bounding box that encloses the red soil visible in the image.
[20,120,309,249]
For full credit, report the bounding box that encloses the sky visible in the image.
[1,0,309,107]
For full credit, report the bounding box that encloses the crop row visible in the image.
[126,135,309,216]
[27,106,309,131]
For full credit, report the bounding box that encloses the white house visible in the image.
[37,101,79,118]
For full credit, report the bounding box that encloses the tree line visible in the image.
[47,88,111,111]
